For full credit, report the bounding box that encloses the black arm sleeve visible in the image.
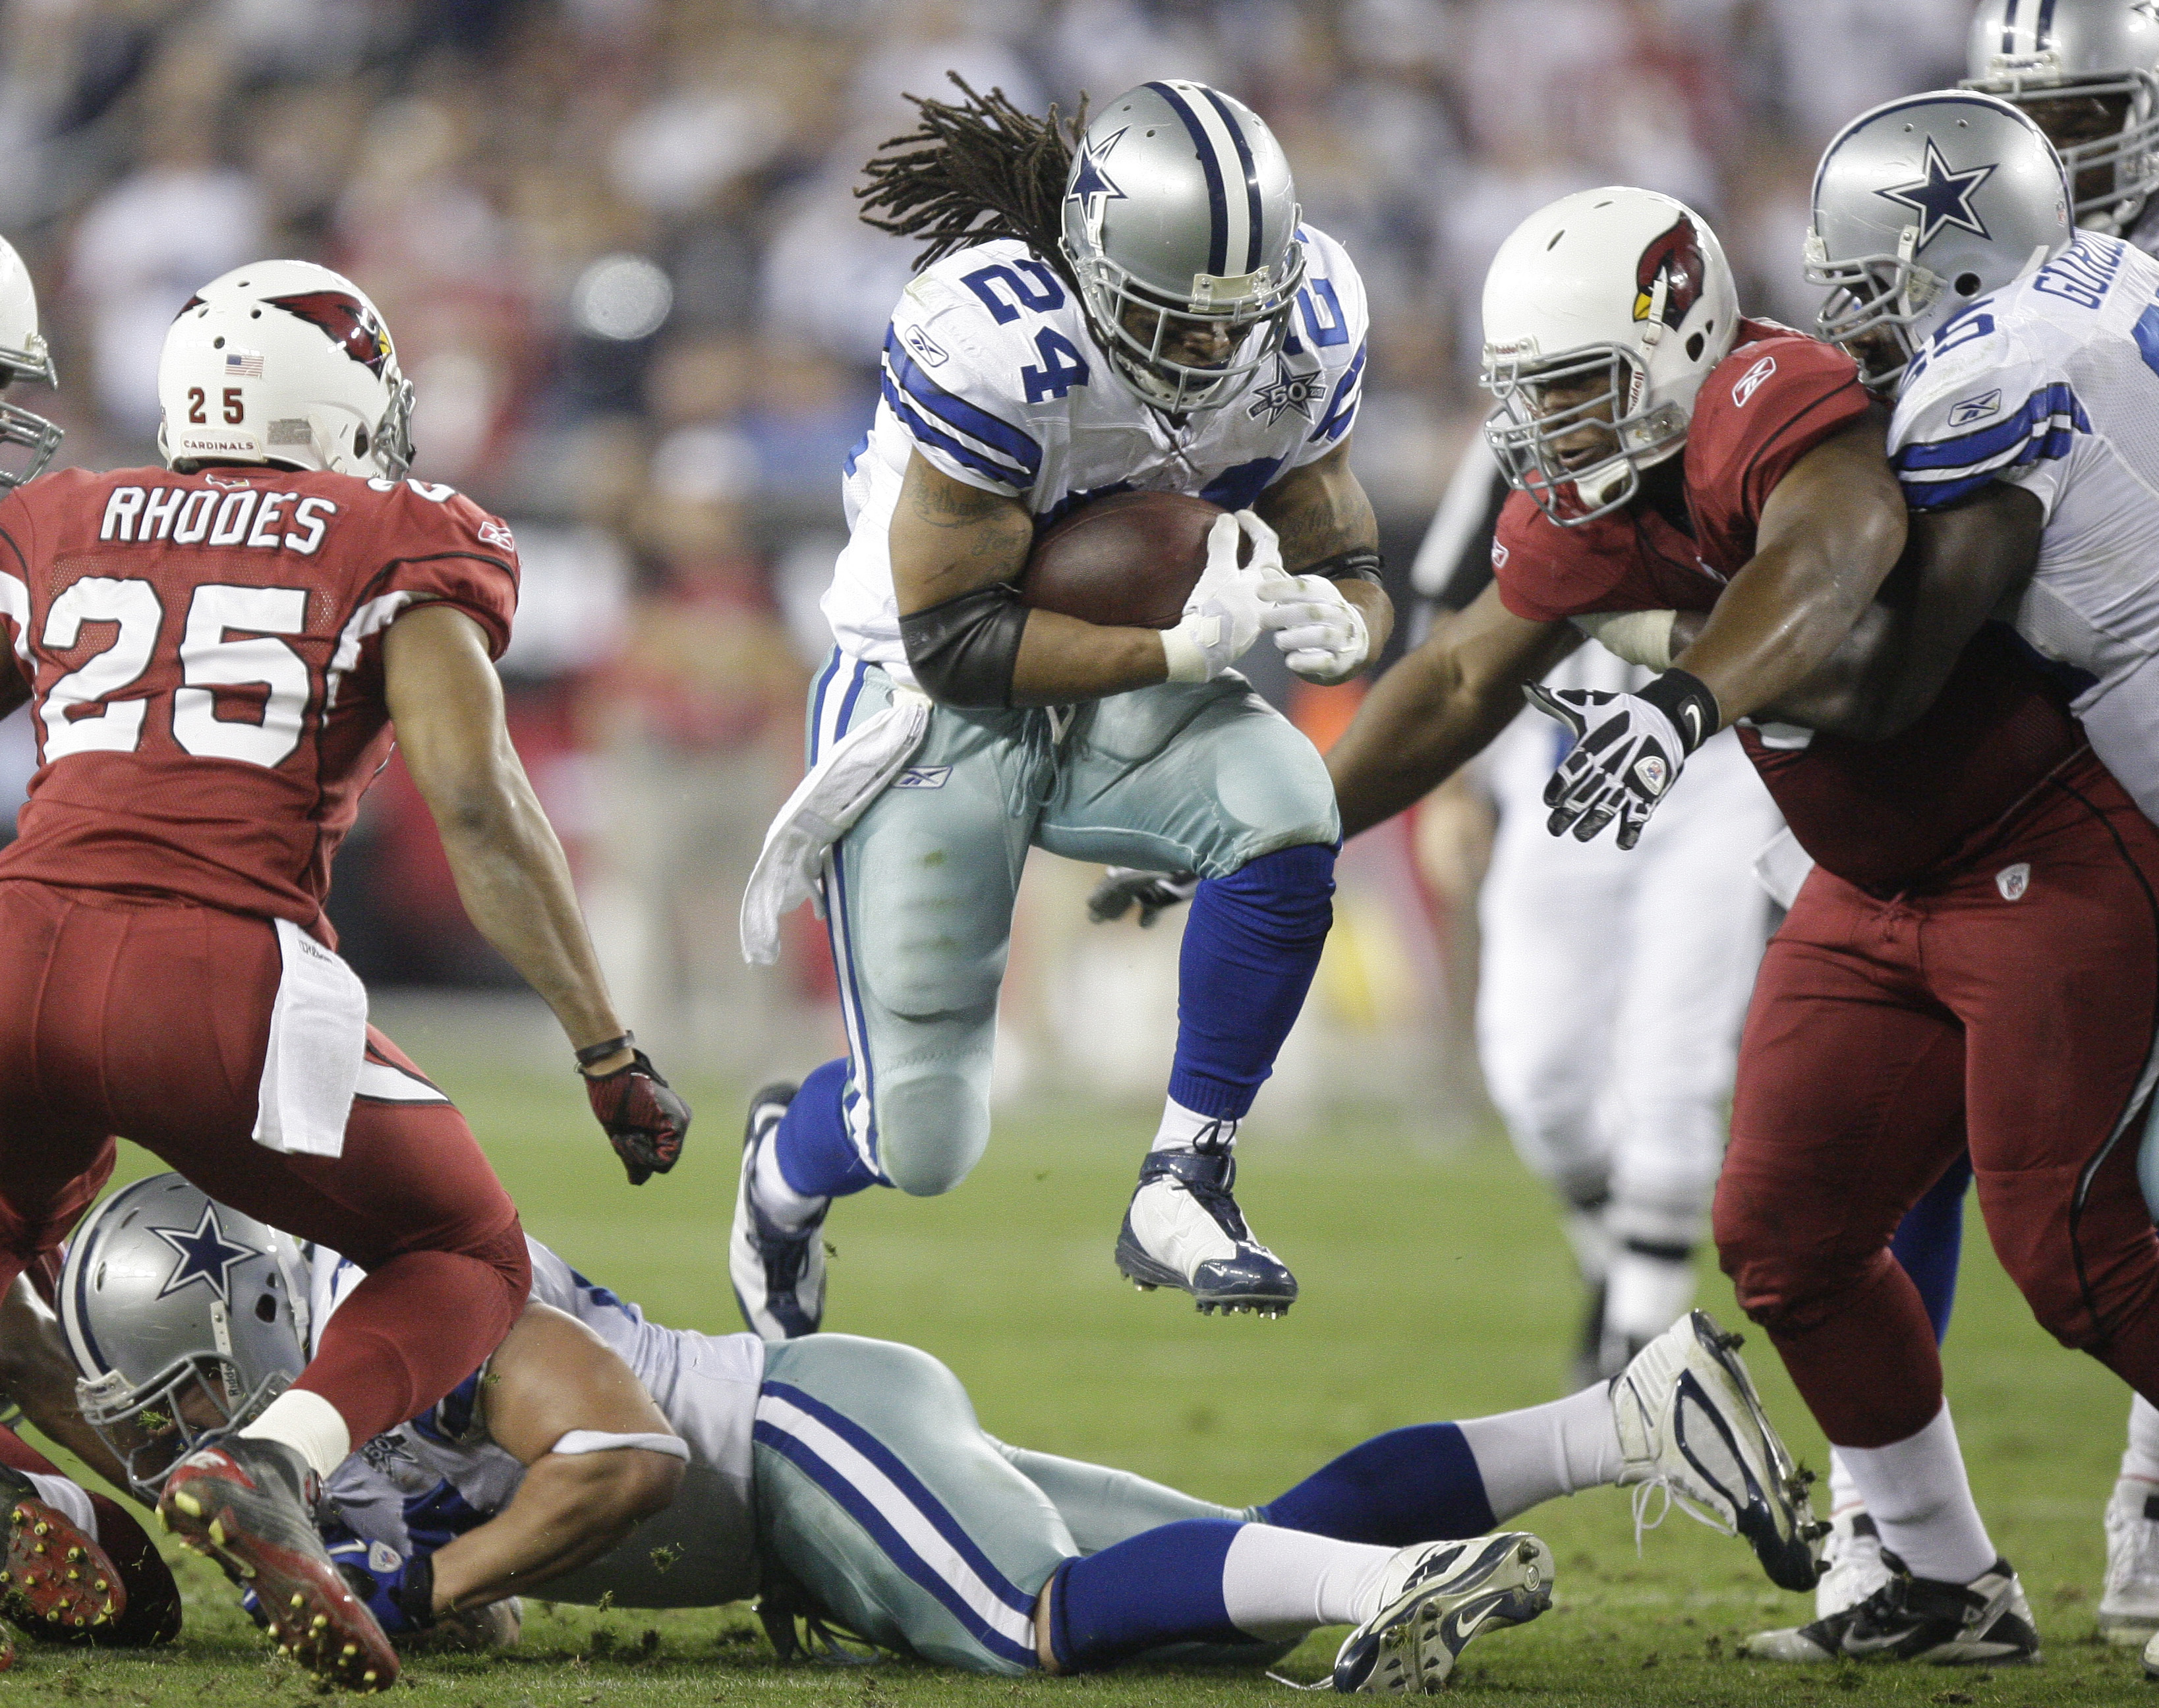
[898,582,1031,709]
[1305,546,1385,589]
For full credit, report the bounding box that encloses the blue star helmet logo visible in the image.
[1067,130,1128,229]
[1876,138,1998,252]
[150,1203,261,1305]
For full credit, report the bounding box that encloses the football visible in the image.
[1018,490,1226,629]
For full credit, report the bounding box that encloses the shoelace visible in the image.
[1628,1474,1737,1560]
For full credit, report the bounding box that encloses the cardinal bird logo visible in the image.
[1633,217,1705,328]
[267,291,394,377]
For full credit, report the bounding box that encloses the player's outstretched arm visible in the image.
[384,604,690,1183]
[1327,583,1578,840]
[890,451,1172,706]
[1665,415,1907,729]
[1253,438,1395,668]
[419,1305,684,1614]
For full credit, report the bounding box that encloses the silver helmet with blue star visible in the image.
[1806,90,2073,389]
[1058,80,1306,414]
[59,1174,312,1494]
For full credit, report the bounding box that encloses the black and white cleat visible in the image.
[1332,1531,1555,1693]
[1114,1146,1296,1317]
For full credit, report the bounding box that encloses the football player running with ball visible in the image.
[734,80,1389,1334]
[0,260,687,1690]
[1326,159,2159,1668]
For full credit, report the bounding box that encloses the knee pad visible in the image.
[875,1078,991,1197]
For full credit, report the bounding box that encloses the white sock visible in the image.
[753,1132,828,1233]
[240,1388,353,1481]
[1836,1401,1996,1584]
[1453,1384,1622,1523]
[1826,1446,1865,1518]
[1220,1523,1396,1638]
[2123,1393,2159,1486]
[1151,1096,1238,1153]
[1603,1248,1695,1346]
[23,1472,95,1540]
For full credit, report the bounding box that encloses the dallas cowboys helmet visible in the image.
[1480,188,1739,525]
[1807,91,2073,389]
[1965,0,2159,235]
[0,235,61,488]
[1059,80,1306,414]
[59,1174,312,1495]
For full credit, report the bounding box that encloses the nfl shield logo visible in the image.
[1996,862,2030,901]
[1632,754,1669,795]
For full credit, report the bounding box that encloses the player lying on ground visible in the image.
[733,77,1390,1334]
[63,1174,1819,1692]
[1321,160,2159,1670]
[0,258,687,1692]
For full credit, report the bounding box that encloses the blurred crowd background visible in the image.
[0,0,1978,1116]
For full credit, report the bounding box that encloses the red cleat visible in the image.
[159,1439,397,1692]
[0,1465,126,1638]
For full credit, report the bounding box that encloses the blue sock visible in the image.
[1049,1519,1253,1671]
[1256,1423,1496,1547]
[1889,1153,1971,1346]
[770,1058,882,1199]
[1167,844,1336,1119]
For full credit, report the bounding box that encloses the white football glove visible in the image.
[1161,511,1277,683]
[1259,573,1371,684]
[1524,674,1714,851]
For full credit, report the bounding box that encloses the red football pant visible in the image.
[0,881,530,1446]
[1715,757,2159,1448]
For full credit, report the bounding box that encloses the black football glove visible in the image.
[584,1049,691,1185]
[1524,668,1717,851]
[1087,867,1201,928]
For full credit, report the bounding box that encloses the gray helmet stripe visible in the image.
[1145,80,1233,276]
[1196,84,1265,272]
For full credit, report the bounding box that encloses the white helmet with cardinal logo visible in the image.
[158,259,414,479]
[1480,187,1739,525]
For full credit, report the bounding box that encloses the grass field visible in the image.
[4,1012,2146,1703]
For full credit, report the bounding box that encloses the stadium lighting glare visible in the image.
[571,254,674,341]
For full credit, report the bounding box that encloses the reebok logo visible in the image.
[1490,539,1510,569]
[904,325,949,367]
[1731,355,1777,407]
[1996,862,2030,901]
[1948,389,2002,426]
[894,766,950,789]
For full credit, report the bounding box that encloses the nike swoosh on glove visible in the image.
[1259,573,1370,683]
[1161,511,1283,683]
[585,1048,693,1185]
[1086,867,1199,927]
[1524,668,1718,851]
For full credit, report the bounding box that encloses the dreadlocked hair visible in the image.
[857,73,1089,289]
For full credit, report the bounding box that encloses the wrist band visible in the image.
[575,1033,635,1071]
[1639,668,1719,755]
[1305,546,1385,588]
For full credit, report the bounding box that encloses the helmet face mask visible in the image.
[1804,222,1944,392]
[0,238,61,489]
[1058,80,1308,416]
[1484,343,1686,523]
[76,1357,289,1496]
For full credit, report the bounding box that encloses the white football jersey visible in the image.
[824,226,1369,678]
[1889,231,2159,821]
[313,1238,765,1608]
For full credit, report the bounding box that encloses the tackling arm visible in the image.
[1252,439,1395,661]
[421,1304,685,1614]
[0,1278,132,1493]
[1327,583,1580,839]
[1665,414,1908,727]
[889,451,1171,706]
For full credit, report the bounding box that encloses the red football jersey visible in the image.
[1487,321,2086,894]
[0,465,519,932]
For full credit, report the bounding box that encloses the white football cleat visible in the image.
[1815,1509,1893,1620]
[1745,1553,2038,1664]
[1114,1146,1296,1316]
[729,1083,825,1339]
[2101,1481,2159,1643]
[1331,1531,1554,1694]
[1611,1309,1823,1592]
